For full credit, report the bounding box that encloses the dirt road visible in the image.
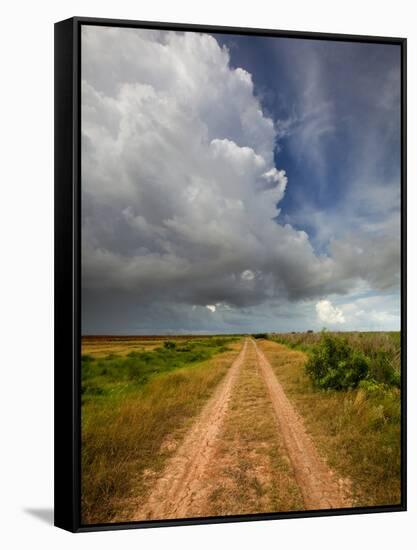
[132,338,350,520]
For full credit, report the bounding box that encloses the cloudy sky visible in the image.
[81,25,401,334]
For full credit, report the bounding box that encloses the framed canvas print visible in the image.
[54,16,407,532]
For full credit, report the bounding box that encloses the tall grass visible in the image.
[81,337,239,524]
[269,331,401,388]
[258,340,401,507]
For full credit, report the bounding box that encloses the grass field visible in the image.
[81,331,402,523]
[258,332,401,506]
[81,335,239,523]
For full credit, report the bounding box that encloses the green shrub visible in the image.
[358,379,382,394]
[253,333,268,340]
[305,333,369,390]
[164,340,176,350]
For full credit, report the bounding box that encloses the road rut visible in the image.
[253,339,350,509]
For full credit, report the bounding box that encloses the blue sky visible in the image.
[81,26,401,334]
[217,34,401,250]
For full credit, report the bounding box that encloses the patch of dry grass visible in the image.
[81,341,241,524]
[82,337,160,358]
[258,339,401,508]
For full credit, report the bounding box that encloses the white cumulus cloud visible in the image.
[81,26,335,309]
[316,300,345,325]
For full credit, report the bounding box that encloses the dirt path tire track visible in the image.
[253,339,351,510]
[131,339,248,521]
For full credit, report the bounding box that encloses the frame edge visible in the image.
[54,16,80,533]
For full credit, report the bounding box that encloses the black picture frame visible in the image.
[54,16,407,533]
